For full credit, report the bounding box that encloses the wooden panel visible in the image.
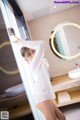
[51,75,80,92]
[56,89,80,107]
[0,93,27,108]
[9,103,31,119]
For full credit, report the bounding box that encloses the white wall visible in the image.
[60,103,80,120]
[26,5,80,77]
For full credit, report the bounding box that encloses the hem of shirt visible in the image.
[36,96,56,106]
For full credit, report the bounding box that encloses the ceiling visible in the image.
[16,0,77,21]
[0,0,77,26]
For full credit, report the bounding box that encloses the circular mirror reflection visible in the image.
[49,22,80,60]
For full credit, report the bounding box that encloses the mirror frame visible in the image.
[50,22,80,60]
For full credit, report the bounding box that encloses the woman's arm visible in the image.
[30,40,45,73]
[18,40,45,73]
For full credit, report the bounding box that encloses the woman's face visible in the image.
[25,48,35,62]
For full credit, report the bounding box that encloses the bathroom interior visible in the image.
[0,0,80,120]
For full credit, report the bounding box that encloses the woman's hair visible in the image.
[20,47,29,58]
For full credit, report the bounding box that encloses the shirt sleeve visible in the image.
[18,40,45,73]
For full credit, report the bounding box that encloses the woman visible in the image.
[19,40,66,120]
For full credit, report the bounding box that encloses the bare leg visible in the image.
[51,100,66,120]
[37,100,57,120]
[37,99,66,120]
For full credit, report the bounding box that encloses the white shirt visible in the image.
[19,40,55,105]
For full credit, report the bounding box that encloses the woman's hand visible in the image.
[13,35,20,43]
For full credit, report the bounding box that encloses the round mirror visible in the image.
[49,22,80,60]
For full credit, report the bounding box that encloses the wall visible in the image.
[27,5,80,77]
[0,29,21,94]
